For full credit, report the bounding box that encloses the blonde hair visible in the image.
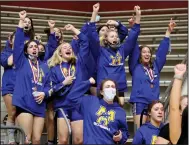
[48,42,76,68]
[100,30,119,47]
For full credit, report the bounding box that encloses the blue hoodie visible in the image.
[87,23,140,92]
[129,37,170,104]
[12,27,51,117]
[132,122,164,144]
[1,36,30,96]
[50,32,93,110]
[66,80,129,144]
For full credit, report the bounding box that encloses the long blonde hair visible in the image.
[48,42,76,68]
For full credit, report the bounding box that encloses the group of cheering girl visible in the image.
[2,3,185,145]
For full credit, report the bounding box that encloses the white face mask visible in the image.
[28,54,37,61]
[103,88,116,101]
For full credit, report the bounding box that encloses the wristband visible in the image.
[174,74,183,80]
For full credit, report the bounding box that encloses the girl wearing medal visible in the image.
[128,18,176,129]
[48,23,91,144]
[12,10,51,144]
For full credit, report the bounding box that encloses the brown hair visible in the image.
[139,45,154,68]
[179,95,188,111]
[98,79,120,104]
[147,100,164,115]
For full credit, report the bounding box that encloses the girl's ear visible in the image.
[100,90,103,96]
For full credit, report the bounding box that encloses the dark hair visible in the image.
[97,25,109,34]
[98,79,119,103]
[44,27,64,45]
[24,40,38,56]
[147,100,164,114]
[24,16,35,39]
[177,106,188,144]
[139,45,154,68]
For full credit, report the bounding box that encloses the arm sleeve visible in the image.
[13,27,25,69]
[121,23,140,59]
[0,51,9,68]
[117,21,128,43]
[155,37,170,72]
[44,33,59,61]
[119,112,130,144]
[132,130,143,144]
[128,42,140,76]
[87,22,101,63]
[43,68,53,98]
[51,68,66,93]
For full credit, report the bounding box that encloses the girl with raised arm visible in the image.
[129,19,176,128]
[12,11,51,144]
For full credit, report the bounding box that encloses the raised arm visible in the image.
[121,6,141,59]
[106,20,128,43]
[169,64,186,144]
[44,20,59,61]
[13,10,27,69]
[155,18,176,72]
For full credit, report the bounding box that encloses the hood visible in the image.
[99,98,120,108]
[144,122,164,130]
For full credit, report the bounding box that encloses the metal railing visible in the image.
[161,52,188,122]
[0,124,25,144]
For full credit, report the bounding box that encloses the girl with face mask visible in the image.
[86,5,141,107]
[48,23,92,144]
[12,10,52,144]
[0,32,17,144]
[132,101,164,144]
[128,19,176,129]
[65,78,129,144]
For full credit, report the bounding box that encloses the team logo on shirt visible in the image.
[109,52,123,66]
[94,106,116,131]
[151,135,157,144]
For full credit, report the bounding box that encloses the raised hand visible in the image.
[174,64,186,77]
[48,20,55,28]
[64,24,75,31]
[168,18,176,32]
[89,77,96,84]
[93,3,100,13]
[106,20,119,27]
[134,5,141,16]
[19,10,27,20]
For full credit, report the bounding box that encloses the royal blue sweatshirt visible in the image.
[12,27,51,117]
[87,23,140,92]
[1,35,30,96]
[43,32,59,62]
[50,32,92,110]
[129,37,170,104]
[132,122,164,144]
[65,80,129,144]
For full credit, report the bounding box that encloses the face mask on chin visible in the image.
[28,54,37,61]
[107,40,121,50]
[103,88,116,102]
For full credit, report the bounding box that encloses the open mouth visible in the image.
[65,52,71,55]
[32,51,37,55]
[24,27,29,30]
[112,41,117,44]
[56,35,60,40]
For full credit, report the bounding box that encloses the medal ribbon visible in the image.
[60,63,72,78]
[29,59,39,84]
[143,66,154,82]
